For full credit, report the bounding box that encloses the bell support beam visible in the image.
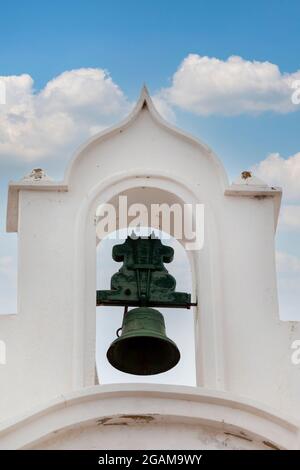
[96,235,193,309]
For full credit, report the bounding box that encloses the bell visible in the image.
[107,307,180,375]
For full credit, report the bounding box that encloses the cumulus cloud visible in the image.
[157,54,300,115]
[0,69,131,162]
[253,152,300,201]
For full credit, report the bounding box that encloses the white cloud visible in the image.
[0,69,130,162]
[253,152,300,201]
[157,54,300,115]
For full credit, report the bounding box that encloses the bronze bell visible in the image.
[107,307,180,375]
[97,235,194,376]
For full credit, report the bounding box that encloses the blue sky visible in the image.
[0,0,299,323]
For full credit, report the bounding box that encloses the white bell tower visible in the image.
[1,87,300,449]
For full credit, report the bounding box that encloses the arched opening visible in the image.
[77,176,222,391]
[94,184,198,385]
[96,227,196,385]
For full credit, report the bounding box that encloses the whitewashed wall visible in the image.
[0,88,299,448]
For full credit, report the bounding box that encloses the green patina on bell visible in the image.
[107,307,180,375]
[97,234,193,376]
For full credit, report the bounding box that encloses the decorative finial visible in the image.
[241,170,252,180]
[21,168,52,182]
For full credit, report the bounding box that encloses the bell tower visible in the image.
[1,86,300,450]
